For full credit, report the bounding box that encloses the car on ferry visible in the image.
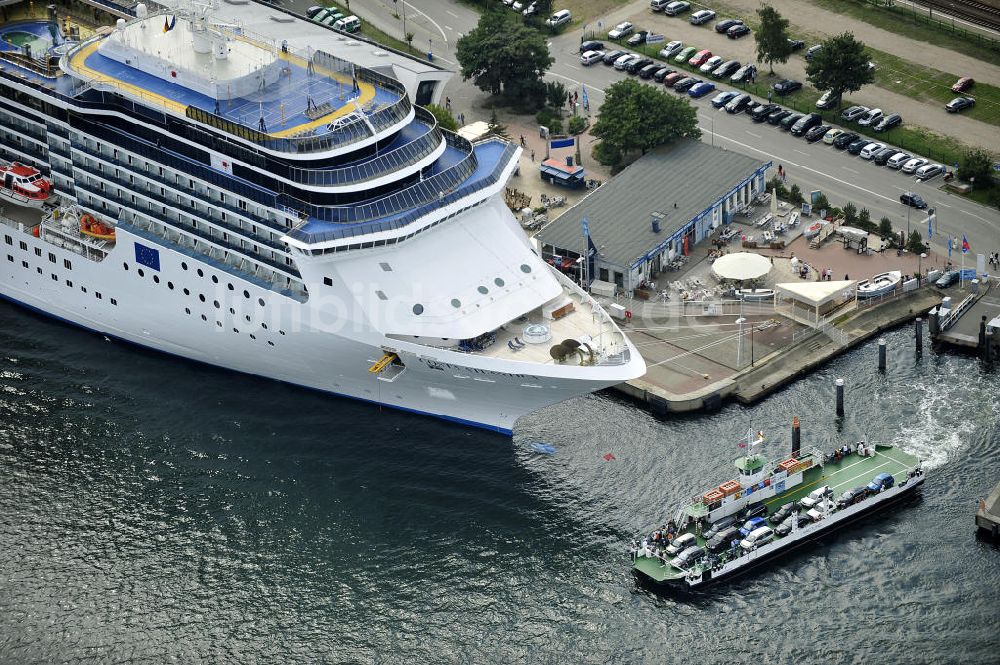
[868,472,895,493]
[706,526,742,553]
[837,486,870,509]
[800,486,832,509]
[740,525,774,550]
[703,515,739,540]
[769,502,798,525]
[739,516,768,537]
[673,545,706,568]
[665,531,697,555]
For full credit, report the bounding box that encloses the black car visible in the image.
[847,137,870,154]
[945,96,975,113]
[773,79,803,96]
[706,526,742,553]
[741,502,768,520]
[703,515,738,541]
[774,513,810,537]
[779,112,804,130]
[715,18,742,33]
[626,31,648,47]
[579,40,605,53]
[837,486,869,509]
[790,112,822,136]
[725,94,753,114]
[638,63,660,79]
[874,113,902,132]
[674,77,699,93]
[804,123,831,142]
[770,502,797,525]
[873,146,899,165]
[750,103,779,122]
[728,24,751,39]
[900,192,928,209]
[833,131,859,149]
[712,60,741,79]
[767,108,792,125]
[652,67,674,82]
[626,57,653,74]
[787,38,805,50]
[602,49,627,65]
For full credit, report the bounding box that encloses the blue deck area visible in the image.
[0,20,65,54]
[336,119,431,169]
[83,46,400,135]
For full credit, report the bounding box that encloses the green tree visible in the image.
[545,81,568,113]
[567,115,587,135]
[535,107,563,135]
[813,193,830,212]
[457,10,553,103]
[485,109,510,139]
[857,207,872,230]
[789,183,803,205]
[405,31,414,53]
[879,216,893,238]
[591,79,700,168]
[957,147,995,189]
[756,4,794,75]
[425,103,458,132]
[842,201,857,225]
[907,230,926,254]
[805,32,875,106]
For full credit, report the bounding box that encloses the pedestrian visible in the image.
[530,150,535,162]
[445,96,451,111]
[767,90,772,103]
[520,134,526,147]
[459,112,465,126]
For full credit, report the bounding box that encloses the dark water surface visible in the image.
[1,302,999,664]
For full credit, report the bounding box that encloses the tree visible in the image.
[907,230,926,254]
[485,109,510,139]
[425,103,458,132]
[958,147,995,189]
[567,115,587,135]
[805,32,875,105]
[545,81,568,113]
[456,10,553,104]
[591,79,700,168]
[405,32,414,53]
[756,4,794,75]
[842,201,857,225]
[858,207,872,231]
[788,183,803,205]
[879,216,893,238]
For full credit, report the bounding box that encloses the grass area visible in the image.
[810,0,1000,68]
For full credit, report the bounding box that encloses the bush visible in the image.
[536,108,563,135]
[767,176,789,199]
[857,207,875,232]
[567,115,588,135]
[879,216,893,238]
[813,193,830,211]
[842,201,857,225]
[425,103,458,132]
[957,147,995,190]
[907,230,927,254]
[788,183,803,205]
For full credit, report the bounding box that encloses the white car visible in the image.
[886,152,911,169]
[699,55,724,73]
[659,40,684,58]
[859,142,886,160]
[916,163,945,180]
[613,53,640,70]
[511,1,524,11]
[608,21,634,39]
[689,9,716,24]
[799,486,831,509]
[664,532,697,555]
[858,108,884,127]
[901,157,929,174]
[580,50,605,66]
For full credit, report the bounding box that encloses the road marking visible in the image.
[565,64,581,71]
[445,25,453,32]
[546,71,606,95]
[404,1,448,45]
[794,149,809,156]
[446,9,458,18]
[746,131,761,138]
[842,166,859,174]
[937,202,952,208]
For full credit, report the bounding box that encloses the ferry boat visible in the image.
[0,162,52,208]
[856,270,902,298]
[631,421,924,588]
[0,1,644,434]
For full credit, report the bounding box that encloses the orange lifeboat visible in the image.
[80,214,116,241]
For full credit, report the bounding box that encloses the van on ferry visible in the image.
[334,15,362,33]
[740,525,774,550]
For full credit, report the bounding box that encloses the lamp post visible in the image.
[735,317,746,369]
[919,252,926,282]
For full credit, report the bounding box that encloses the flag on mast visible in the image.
[962,234,970,253]
[738,425,752,449]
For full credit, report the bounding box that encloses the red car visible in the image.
[688,49,712,67]
[951,77,974,93]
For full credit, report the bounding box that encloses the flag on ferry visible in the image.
[163,16,176,33]
[962,235,970,253]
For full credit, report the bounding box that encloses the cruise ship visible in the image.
[0,0,644,433]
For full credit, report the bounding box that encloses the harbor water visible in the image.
[1,302,998,663]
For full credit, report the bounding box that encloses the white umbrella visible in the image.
[712,252,772,281]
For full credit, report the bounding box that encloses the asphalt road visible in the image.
[287,0,1000,256]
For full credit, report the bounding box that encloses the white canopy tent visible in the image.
[775,280,857,324]
[712,252,772,281]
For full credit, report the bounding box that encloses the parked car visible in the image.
[603,49,627,65]
[579,40,605,53]
[868,472,895,493]
[627,31,648,46]
[799,486,832,509]
[730,63,756,83]
[638,63,660,78]
[770,502,798,525]
[859,142,886,159]
[740,525,775,550]
[711,90,740,108]
[545,9,572,27]
[841,105,870,121]
[665,532,697,555]
[804,124,832,142]
[951,76,974,93]
[626,57,654,74]
[652,67,674,82]
[659,40,684,58]
[650,0,671,10]
[663,1,691,16]
[728,24,751,38]
[580,50,605,65]
[773,79,803,95]
[901,157,929,174]
[674,545,706,567]
[522,2,538,16]
[663,71,687,87]
[899,191,927,209]
[805,44,823,60]
[699,55,724,73]
[673,76,700,93]
[739,516,768,537]
[816,90,841,109]
[690,9,716,24]
[767,108,791,125]
[886,152,911,169]
[608,21,634,39]
[689,49,713,66]
[945,97,975,113]
[822,128,844,144]
[706,526,742,553]
[916,163,945,180]
[874,113,902,132]
[779,112,804,130]
[712,59,741,79]
[837,486,869,509]
[790,113,822,136]
[715,18,742,33]
[741,503,769,520]
[857,108,884,127]
[873,147,899,165]
[832,132,859,149]
[750,103,780,122]
[703,515,739,540]
[306,5,324,18]
[674,46,697,62]
[725,93,753,114]
[689,81,716,97]
[787,38,805,50]
[935,268,961,287]
[613,53,640,70]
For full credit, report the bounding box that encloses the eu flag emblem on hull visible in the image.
[135,243,160,271]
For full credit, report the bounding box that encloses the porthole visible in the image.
[451,299,461,308]
[197,268,204,277]
[184,307,190,315]
[153,275,160,284]
[495,278,505,287]
[138,268,145,277]
[199,294,206,302]
[123,262,129,271]
[243,290,250,299]
[167,281,174,290]
[183,288,190,296]
[412,304,424,315]
[213,300,220,309]
[211,275,218,284]
[520,264,531,273]
[478,286,488,294]
[258,297,265,306]
[181,262,188,270]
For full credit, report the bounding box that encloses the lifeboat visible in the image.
[0,162,52,209]
[80,213,116,241]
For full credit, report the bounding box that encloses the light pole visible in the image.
[919,252,926,281]
[735,316,746,369]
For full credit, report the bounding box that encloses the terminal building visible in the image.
[536,140,770,294]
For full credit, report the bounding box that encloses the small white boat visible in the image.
[856,271,902,298]
[1,162,52,208]
[735,288,775,301]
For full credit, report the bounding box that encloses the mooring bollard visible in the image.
[835,378,844,417]
[915,317,923,357]
[878,338,887,372]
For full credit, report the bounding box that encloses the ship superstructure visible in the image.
[0,1,644,433]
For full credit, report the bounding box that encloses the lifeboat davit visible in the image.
[80,213,116,241]
[0,162,52,209]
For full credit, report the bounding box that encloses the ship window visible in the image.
[323,277,333,286]
[19,241,27,251]
[183,288,190,296]
[111,298,117,306]
[167,282,174,290]
[233,328,239,333]
[211,275,219,284]
[7,255,11,262]
[376,290,388,301]
[197,268,204,277]
[451,299,461,308]
[51,273,57,281]
[279,331,285,336]
[213,300,220,309]
[380,262,392,272]
[123,262,129,271]
[478,286,488,294]
[494,278,505,287]
[216,321,222,327]
[267,341,274,346]
[229,307,235,315]
[22,260,28,268]
[95,292,102,300]
[412,304,424,315]
[138,269,145,277]
[4,235,11,245]
[201,314,207,321]
[199,294,206,302]
[81,286,86,293]
[185,308,190,315]
[153,275,160,284]
[250,334,256,340]
[262,323,268,330]
[36,267,42,275]
[34,248,41,257]
[245,315,251,322]
[66,280,72,287]
[227,283,234,291]
[258,298,265,307]
[181,262,188,270]
[243,290,250,298]
[520,264,532,273]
